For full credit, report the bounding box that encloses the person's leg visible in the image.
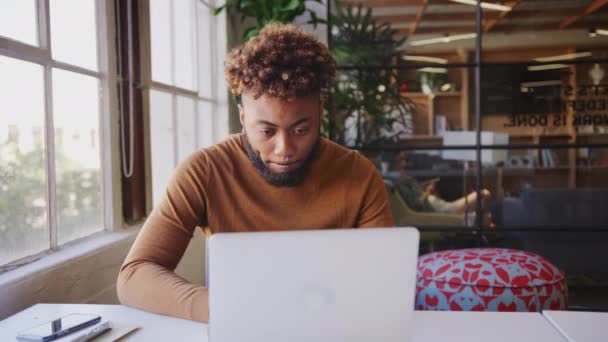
[428,190,494,226]
[461,189,492,213]
[428,190,490,214]
[427,194,461,213]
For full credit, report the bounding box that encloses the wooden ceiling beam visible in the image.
[508,8,580,20]
[374,8,580,23]
[559,0,608,29]
[493,22,559,33]
[422,12,499,21]
[371,14,419,23]
[409,0,429,34]
[338,0,425,7]
[483,0,521,33]
[403,22,571,36]
[406,26,474,35]
[374,12,499,21]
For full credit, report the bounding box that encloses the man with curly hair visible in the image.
[117,23,394,322]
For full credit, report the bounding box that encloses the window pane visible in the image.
[150,0,172,84]
[52,69,102,244]
[176,95,196,162]
[197,1,212,98]
[0,56,48,265]
[0,0,38,46]
[174,0,196,90]
[149,90,174,206]
[50,0,98,71]
[198,101,213,148]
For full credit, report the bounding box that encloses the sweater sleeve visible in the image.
[117,152,210,322]
[357,162,396,228]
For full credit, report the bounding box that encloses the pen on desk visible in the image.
[70,321,113,342]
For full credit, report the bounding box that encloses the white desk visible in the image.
[1,304,567,341]
[543,310,608,342]
[0,304,206,341]
[412,310,566,342]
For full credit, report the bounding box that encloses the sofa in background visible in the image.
[384,179,466,252]
[500,186,608,274]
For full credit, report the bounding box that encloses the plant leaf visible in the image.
[212,4,226,16]
[282,0,300,12]
[244,27,260,41]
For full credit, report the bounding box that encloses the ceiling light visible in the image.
[419,67,448,74]
[409,33,477,46]
[527,64,569,71]
[534,52,592,62]
[589,28,597,38]
[403,56,448,64]
[449,0,512,12]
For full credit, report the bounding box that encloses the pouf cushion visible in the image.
[416,248,567,311]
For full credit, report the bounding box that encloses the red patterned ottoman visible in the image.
[416,248,567,311]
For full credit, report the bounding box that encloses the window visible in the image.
[0,0,112,266]
[147,0,228,206]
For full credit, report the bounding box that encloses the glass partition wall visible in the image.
[328,0,608,306]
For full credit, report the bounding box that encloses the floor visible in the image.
[568,275,608,312]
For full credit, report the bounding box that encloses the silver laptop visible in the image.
[207,227,420,342]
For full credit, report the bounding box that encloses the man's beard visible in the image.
[243,132,319,188]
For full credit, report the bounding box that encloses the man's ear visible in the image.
[318,99,325,122]
[238,103,245,127]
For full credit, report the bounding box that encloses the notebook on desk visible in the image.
[206,227,420,342]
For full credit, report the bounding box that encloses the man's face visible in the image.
[239,93,323,187]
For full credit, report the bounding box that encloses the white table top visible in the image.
[0,304,569,342]
[543,310,608,342]
[412,310,566,342]
[0,304,206,341]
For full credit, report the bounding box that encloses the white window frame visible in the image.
[0,0,121,270]
[140,0,228,211]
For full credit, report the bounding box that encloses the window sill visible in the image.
[0,224,142,288]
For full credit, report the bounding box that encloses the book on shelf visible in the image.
[434,115,447,135]
[576,147,595,166]
[541,149,558,168]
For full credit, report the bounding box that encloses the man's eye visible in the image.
[260,129,274,136]
[294,127,309,135]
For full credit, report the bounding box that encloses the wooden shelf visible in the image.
[400,135,443,141]
[503,166,570,172]
[576,133,608,137]
[534,166,571,171]
[576,166,608,171]
[402,91,461,97]
[510,133,573,139]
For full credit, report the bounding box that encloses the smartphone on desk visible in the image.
[16,313,101,342]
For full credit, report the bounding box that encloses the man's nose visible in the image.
[274,132,295,158]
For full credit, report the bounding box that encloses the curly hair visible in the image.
[224,22,336,101]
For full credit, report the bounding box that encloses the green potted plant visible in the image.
[214,0,321,40]
[314,1,415,146]
[416,70,449,94]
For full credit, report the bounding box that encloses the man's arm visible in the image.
[117,153,210,322]
[357,167,396,228]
